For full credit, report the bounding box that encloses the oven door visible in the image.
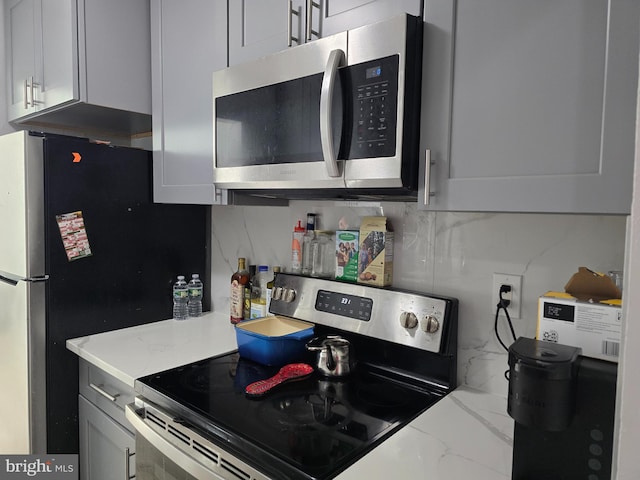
[125,401,270,480]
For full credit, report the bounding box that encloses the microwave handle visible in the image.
[320,49,345,178]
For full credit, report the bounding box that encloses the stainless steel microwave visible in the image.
[212,14,422,200]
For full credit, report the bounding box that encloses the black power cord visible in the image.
[494,284,517,352]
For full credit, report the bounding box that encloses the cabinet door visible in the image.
[38,0,77,110]
[81,0,150,115]
[229,0,298,66]
[5,0,37,119]
[229,0,423,66]
[322,0,422,36]
[420,0,639,214]
[79,395,135,480]
[5,0,76,121]
[151,0,228,204]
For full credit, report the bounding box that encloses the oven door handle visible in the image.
[125,403,223,480]
[320,48,345,178]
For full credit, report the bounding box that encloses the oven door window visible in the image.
[215,73,343,167]
[136,433,217,480]
[136,433,203,480]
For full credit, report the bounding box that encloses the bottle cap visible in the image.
[192,273,199,279]
[306,213,317,230]
[258,265,269,272]
[294,220,305,232]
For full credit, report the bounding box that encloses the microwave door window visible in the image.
[215,73,342,168]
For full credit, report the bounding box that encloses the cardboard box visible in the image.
[335,230,359,282]
[357,217,394,287]
[537,267,622,362]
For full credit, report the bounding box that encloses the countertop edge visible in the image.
[66,314,514,479]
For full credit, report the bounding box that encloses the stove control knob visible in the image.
[421,315,440,334]
[399,311,418,329]
[272,287,284,301]
[283,288,296,303]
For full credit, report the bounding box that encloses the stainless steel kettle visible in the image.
[306,335,354,377]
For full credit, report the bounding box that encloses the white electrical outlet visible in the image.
[492,273,522,319]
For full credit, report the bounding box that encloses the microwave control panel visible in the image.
[346,55,399,159]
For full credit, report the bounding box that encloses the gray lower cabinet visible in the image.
[419,0,639,214]
[150,0,228,204]
[78,360,136,480]
[228,0,423,66]
[4,0,152,136]
[78,396,135,480]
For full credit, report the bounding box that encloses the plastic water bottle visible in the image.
[172,275,189,320]
[187,273,203,317]
[250,266,269,319]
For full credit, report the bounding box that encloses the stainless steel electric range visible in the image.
[126,274,458,480]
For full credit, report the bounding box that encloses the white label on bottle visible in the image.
[230,281,243,319]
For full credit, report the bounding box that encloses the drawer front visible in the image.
[79,360,135,433]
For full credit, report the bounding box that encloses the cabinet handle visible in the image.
[306,0,320,41]
[29,76,41,106]
[29,76,35,107]
[125,447,135,479]
[424,149,434,205]
[24,78,30,109]
[89,383,120,402]
[288,0,300,46]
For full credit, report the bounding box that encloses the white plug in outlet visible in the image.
[492,273,522,319]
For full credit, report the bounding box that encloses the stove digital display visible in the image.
[315,289,373,321]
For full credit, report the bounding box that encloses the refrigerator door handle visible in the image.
[0,270,49,286]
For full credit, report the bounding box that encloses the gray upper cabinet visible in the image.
[420,0,639,214]
[151,0,228,204]
[4,0,151,136]
[229,0,423,66]
[6,0,75,120]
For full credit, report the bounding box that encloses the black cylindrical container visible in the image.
[507,337,581,431]
[508,337,618,480]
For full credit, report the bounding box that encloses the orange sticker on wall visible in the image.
[56,211,93,261]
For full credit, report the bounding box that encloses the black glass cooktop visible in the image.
[137,351,442,479]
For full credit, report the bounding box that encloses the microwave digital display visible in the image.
[366,66,382,79]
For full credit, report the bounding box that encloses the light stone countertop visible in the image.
[67,312,513,479]
[66,312,238,387]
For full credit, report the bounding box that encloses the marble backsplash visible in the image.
[209,201,626,397]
